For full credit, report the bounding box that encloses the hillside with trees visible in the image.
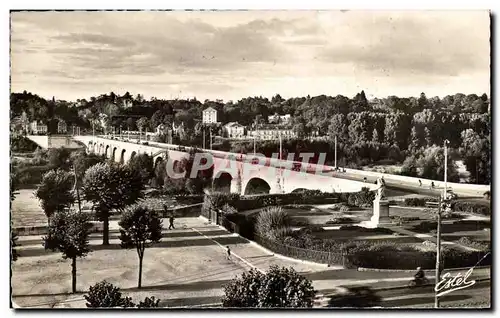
[10,90,491,184]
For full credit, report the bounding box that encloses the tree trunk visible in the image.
[138,253,143,288]
[103,213,109,245]
[71,257,77,293]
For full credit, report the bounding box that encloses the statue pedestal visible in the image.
[360,199,391,228]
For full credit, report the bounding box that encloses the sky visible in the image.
[10,10,491,102]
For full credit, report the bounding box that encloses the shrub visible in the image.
[411,221,437,233]
[255,206,291,239]
[451,201,491,216]
[202,192,241,217]
[221,266,316,308]
[457,237,490,251]
[221,203,238,215]
[403,197,438,207]
[338,225,394,235]
[137,296,160,308]
[268,226,294,242]
[84,281,135,308]
[326,217,355,225]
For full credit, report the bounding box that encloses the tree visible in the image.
[222,266,316,308]
[35,169,75,227]
[70,151,104,186]
[136,117,149,132]
[84,281,135,308]
[126,117,136,131]
[119,206,163,288]
[128,153,154,183]
[44,211,92,293]
[82,163,145,245]
[47,148,72,169]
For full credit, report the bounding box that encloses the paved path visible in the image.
[14,216,490,308]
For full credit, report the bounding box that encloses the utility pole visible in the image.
[253,133,256,155]
[334,135,338,168]
[203,128,206,149]
[435,196,443,308]
[444,139,449,198]
[210,127,213,150]
[72,165,82,214]
[279,131,282,161]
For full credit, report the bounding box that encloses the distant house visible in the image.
[57,119,67,134]
[172,122,185,137]
[11,111,30,133]
[30,120,48,135]
[224,122,246,138]
[156,124,166,135]
[202,107,217,124]
[268,114,291,124]
[248,125,296,140]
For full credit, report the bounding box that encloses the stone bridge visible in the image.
[72,136,373,195]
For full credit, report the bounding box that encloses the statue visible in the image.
[375,177,386,200]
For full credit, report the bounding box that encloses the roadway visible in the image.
[83,135,489,200]
[377,279,490,308]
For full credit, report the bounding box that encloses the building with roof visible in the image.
[30,120,48,135]
[224,122,246,138]
[247,126,296,140]
[202,107,218,124]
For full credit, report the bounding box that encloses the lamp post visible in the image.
[435,139,449,308]
[334,135,338,168]
[444,139,449,199]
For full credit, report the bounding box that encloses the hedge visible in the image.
[451,201,491,216]
[403,197,439,207]
[344,244,492,269]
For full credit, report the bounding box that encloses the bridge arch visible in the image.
[105,145,110,158]
[213,172,233,193]
[130,151,137,161]
[112,147,117,162]
[244,177,271,195]
[120,149,126,164]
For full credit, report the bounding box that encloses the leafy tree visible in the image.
[222,266,316,308]
[137,296,161,308]
[44,210,92,293]
[128,153,154,183]
[82,162,144,245]
[126,117,136,130]
[84,280,135,308]
[136,117,149,132]
[70,151,104,186]
[119,206,163,288]
[47,148,72,169]
[35,169,75,226]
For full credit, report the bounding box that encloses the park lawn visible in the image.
[12,228,247,308]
